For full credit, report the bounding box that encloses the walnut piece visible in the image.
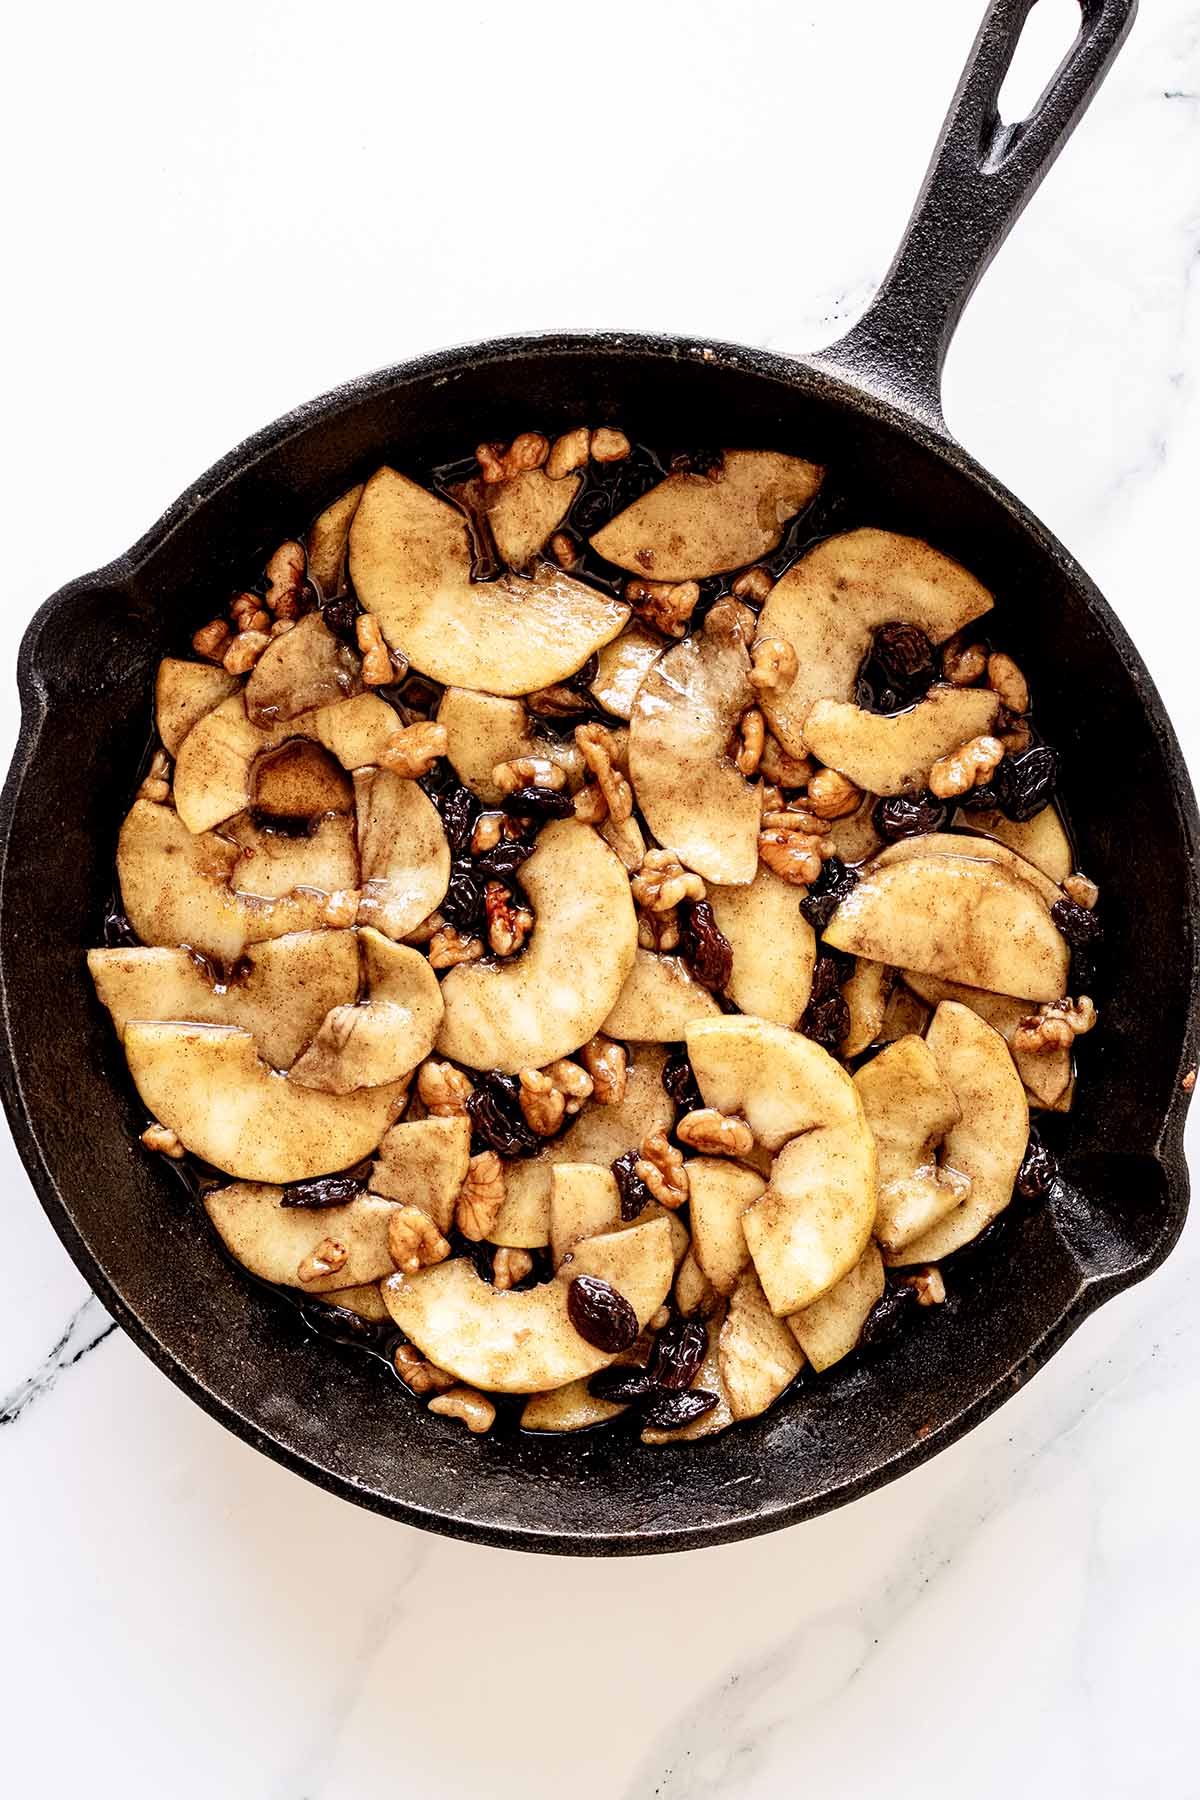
[138,749,172,806]
[141,1122,184,1158]
[987,651,1029,716]
[1012,996,1097,1055]
[388,1204,451,1276]
[231,592,271,634]
[638,906,681,952]
[676,1108,755,1157]
[807,767,861,820]
[484,883,534,956]
[492,755,566,795]
[355,613,394,686]
[476,433,550,483]
[905,1265,946,1307]
[624,577,700,638]
[470,812,505,854]
[590,427,631,463]
[732,566,775,604]
[394,1342,456,1396]
[759,732,813,790]
[428,1386,498,1433]
[942,636,987,685]
[546,427,591,480]
[635,1125,689,1209]
[322,888,363,929]
[928,734,1005,800]
[417,1059,474,1116]
[758,803,835,885]
[223,630,272,675]
[1063,872,1099,910]
[297,1237,349,1283]
[428,924,485,969]
[705,596,757,647]
[519,1059,594,1135]
[264,541,307,620]
[456,1151,506,1240]
[574,723,633,823]
[574,782,609,825]
[192,619,232,663]
[380,721,448,777]
[549,531,578,569]
[580,1034,628,1105]
[748,636,799,695]
[734,706,765,777]
[632,847,705,912]
[493,1247,534,1291]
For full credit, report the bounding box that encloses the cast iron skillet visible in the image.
[2,0,1195,1556]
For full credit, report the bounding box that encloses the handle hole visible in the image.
[997,0,1081,124]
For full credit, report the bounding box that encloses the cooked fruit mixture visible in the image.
[90,430,1099,1442]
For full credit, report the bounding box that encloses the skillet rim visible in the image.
[2,327,1196,1556]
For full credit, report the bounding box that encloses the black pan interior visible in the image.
[3,334,1195,1554]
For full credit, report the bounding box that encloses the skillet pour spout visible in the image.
[3,0,1197,1555]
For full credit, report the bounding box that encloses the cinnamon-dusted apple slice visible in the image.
[88,930,360,1070]
[520,1326,655,1432]
[854,1034,967,1252]
[547,1162,687,1268]
[718,1268,805,1420]
[628,607,760,884]
[951,804,1072,884]
[251,742,354,819]
[369,1115,473,1233]
[355,769,451,940]
[601,950,721,1042]
[492,1049,671,1249]
[840,957,894,1057]
[204,1182,402,1292]
[155,659,238,756]
[244,612,362,725]
[686,1015,877,1315]
[123,1022,406,1182]
[590,451,823,581]
[349,467,628,693]
[589,623,666,720]
[758,529,994,756]
[174,691,398,834]
[788,1244,884,1371]
[687,1158,763,1294]
[802,686,1000,796]
[437,820,637,1074]
[886,1001,1029,1264]
[902,970,1071,1109]
[707,868,816,1028]
[823,856,1068,1003]
[117,799,331,962]
[879,982,930,1042]
[437,688,536,802]
[826,796,883,866]
[872,831,1063,907]
[222,812,358,898]
[306,483,364,597]
[290,931,443,1093]
[482,468,582,570]
[319,1283,390,1322]
[382,1216,673,1392]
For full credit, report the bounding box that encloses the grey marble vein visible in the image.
[0,1295,117,1427]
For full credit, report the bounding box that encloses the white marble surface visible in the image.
[2,2,1199,1794]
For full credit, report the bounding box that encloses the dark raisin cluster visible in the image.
[1016,1129,1059,1200]
[960,743,1059,823]
[611,1148,654,1222]
[801,956,851,1054]
[679,901,733,991]
[855,622,936,714]
[800,857,858,932]
[465,1072,542,1159]
[661,1048,704,1115]
[873,792,948,842]
[586,1315,720,1430]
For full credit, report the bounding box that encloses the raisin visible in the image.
[573,489,613,535]
[432,782,480,855]
[612,1149,653,1222]
[856,623,935,714]
[874,792,948,842]
[679,901,733,991]
[1051,898,1103,950]
[466,1075,542,1158]
[860,1282,918,1351]
[473,838,536,883]
[662,1048,704,1115]
[439,862,485,931]
[802,956,850,1055]
[800,857,858,931]
[998,744,1059,823]
[1016,1129,1058,1199]
[301,1300,377,1344]
[586,1366,658,1404]
[321,594,360,645]
[569,652,600,693]
[500,785,575,820]
[641,1389,720,1431]
[649,1318,708,1392]
[280,1174,364,1208]
[567,1275,640,1353]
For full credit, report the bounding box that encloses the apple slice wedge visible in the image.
[590,451,823,581]
[155,659,239,756]
[688,1158,764,1294]
[757,529,994,756]
[872,831,1063,907]
[204,1182,402,1291]
[437,819,637,1074]
[589,623,666,720]
[718,1268,805,1420]
[547,1162,688,1268]
[251,742,354,820]
[369,1115,472,1233]
[355,769,451,940]
[854,1034,967,1252]
[123,1022,406,1182]
[319,1283,390,1322]
[482,468,582,569]
[436,688,537,803]
[823,854,1068,1003]
[306,483,364,596]
[244,612,362,725]
[628,609,760,884]
[840,957,894,1057]
[349,467,629,693]
[886,1001,1029,1264]
[602,950,721,1042]
[383,1216,673,1392]
[903,970,1072,1109]
[707,868,816,1028]
[221,811,358,899]
[289,931,443,1093]
[802,685,1000,795]
[788,1243,884,1371]
[952,804,1073,884]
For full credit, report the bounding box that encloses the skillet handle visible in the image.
[817,0,1137,429]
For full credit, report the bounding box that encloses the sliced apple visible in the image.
[88,930,359,1070]
[290,931,442,1093]
[641,1304,734,1444]
[886,1002,1029,1264]
[174,691,399,834]
[520,1380,626,1434]
[719,1268,805,1420]
[873,832,1063,908]
[687,1158,763,1294]
[824,855,1068,1003]
[602,949,721,1042]
[826,797,883,866]
[117,799,331,961]
[349,467,628,693]
[590,451,823,581]
[674,1248,719,1320]
[437,819,636,1074]
[758,529,994,756]
[155,659,239,756]
[244,612,362,726]
[306,483,364,597]
[482,468,582,570]
[802,686,1000,796]
[854,1035,966,1252]
[492,1048,671,1248]
[369,1115,472,1233]
[628,612,760,884]
[902,970,1071,1109]
[436,688,535,802]
[382,1216,673,1392]
[841,957,894,1056]
[251,741,354,819]
[355,769,451,940]
[788,1243,884,1371]
[546,1161,687,1268]
[222,812,359,899]
[953,804,1072,885]
[707,868,816,1027]
[319,1282,390,1322]
[204,1182,401,1292]
[879,982,930,1042]
[589,623,666,720]
[685,1013,850,1151]
[123,1022,406,1181]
